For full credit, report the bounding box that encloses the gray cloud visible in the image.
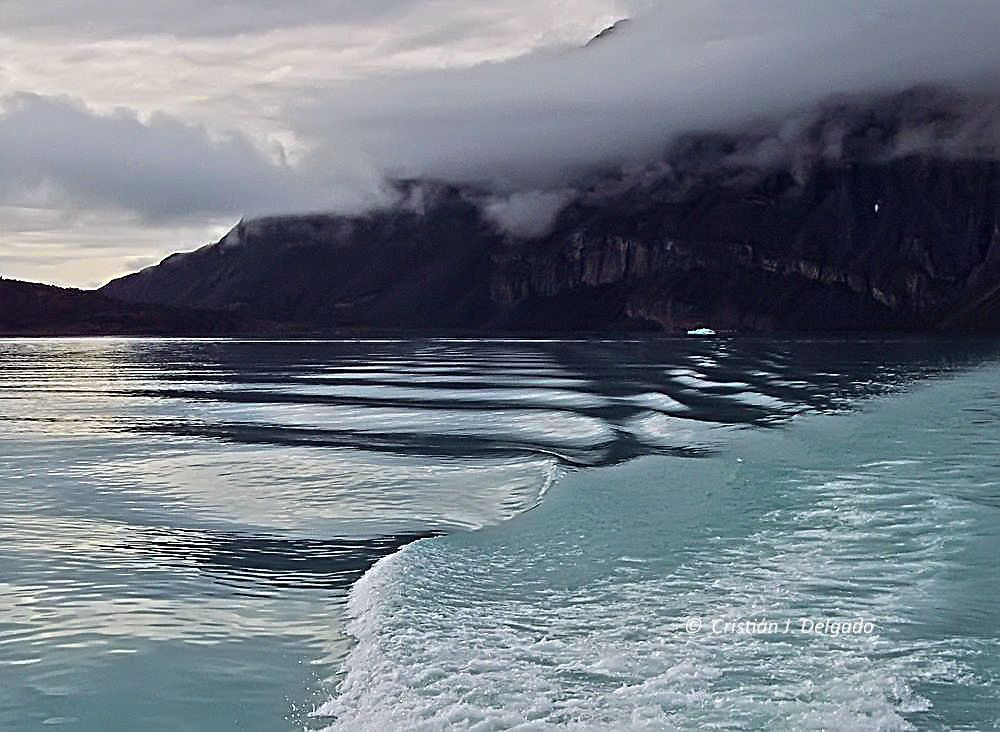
[0,0,418,38]
[0,0,620,42]
[480,190,575,238]
[7,0,1000,221]
[0,0,621,285]
[0,93,347,220]
[295,0,1000,199]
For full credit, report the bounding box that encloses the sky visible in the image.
[2,0,1000,288]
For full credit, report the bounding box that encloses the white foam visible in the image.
[317,474,944,731]
[316,363,1000,731]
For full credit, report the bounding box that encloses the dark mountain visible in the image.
[103,193,502,330]
[101,88,1000,333]
[0,277,271,336]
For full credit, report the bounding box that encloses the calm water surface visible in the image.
[1,337,998,730]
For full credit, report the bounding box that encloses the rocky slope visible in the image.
[490,155,1000,332]
[102,89,1000,333]
[102,193,503,330]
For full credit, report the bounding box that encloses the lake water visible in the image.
[1,337,998,730]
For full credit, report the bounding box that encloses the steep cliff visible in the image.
[102,90,1000,333]
[490,156,1000,332]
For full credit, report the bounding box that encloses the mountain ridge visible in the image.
[99,87,1000,333]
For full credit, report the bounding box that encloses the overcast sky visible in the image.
[2,0,999,288]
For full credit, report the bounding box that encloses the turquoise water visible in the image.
[1,338,999,730]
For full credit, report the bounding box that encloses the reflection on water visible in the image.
[1,336,997,730]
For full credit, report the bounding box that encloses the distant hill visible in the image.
[0,277,272,336]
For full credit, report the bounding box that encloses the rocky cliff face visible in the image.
[101,89,1000,333]
[490,156,1000,332]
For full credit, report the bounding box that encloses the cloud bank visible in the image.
[0,93,337,220]
[296,0,1000,196]
[0,0,515,39]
